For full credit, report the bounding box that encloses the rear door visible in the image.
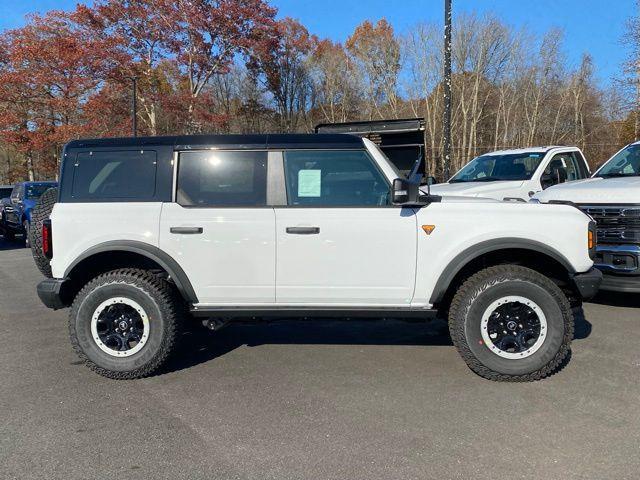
[274,149,417,305]
[159,150,276,305]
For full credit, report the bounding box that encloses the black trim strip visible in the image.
[429,238,576,305]
[190,306,438,319]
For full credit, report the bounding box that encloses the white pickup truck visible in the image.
[534,142,640,293]
[34,134,600,381]
[430,146,590,201]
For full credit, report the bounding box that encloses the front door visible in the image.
[159,150,275,305]
[274,149,417,305]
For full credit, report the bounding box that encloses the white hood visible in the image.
[533,177,640,204]
[427,181,525,199]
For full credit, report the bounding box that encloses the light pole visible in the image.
[443,0,452,180]
[130,76,138,137]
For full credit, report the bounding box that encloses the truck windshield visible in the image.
[595,144,640,178]
[450,152,545,183]
[25,184,53,200]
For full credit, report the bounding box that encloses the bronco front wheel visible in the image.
[448,265,573,382]
[69,269,181,379]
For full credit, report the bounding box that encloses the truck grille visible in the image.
[579,205,640,244]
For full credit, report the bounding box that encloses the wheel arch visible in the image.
[64,241,198,304]
[430,238,577,307]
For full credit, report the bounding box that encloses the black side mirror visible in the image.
[392,177,424,205]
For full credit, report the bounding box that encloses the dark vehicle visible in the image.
[1,181,58,244]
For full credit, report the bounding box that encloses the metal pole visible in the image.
[131,77,138,137]
[443,0,452,180]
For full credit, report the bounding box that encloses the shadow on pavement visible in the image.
[0,236,26,251]
[167,309,591,375]
[168,318,452,374]
[590,291,640,309]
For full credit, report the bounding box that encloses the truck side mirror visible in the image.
[392,178,411,204]
[392,177,424,205]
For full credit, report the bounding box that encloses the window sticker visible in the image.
[298,169,321,197]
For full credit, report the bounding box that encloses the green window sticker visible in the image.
[298,169,321,197]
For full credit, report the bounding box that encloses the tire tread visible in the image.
[448,264,573,382]
[69,268,182,380]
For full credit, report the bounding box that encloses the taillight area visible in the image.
[42,219,53,259]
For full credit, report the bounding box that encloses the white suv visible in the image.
[430,147,590,201]
[36,134,601,381]
[534,142,640,293]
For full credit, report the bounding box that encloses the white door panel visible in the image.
[275,208,417,305]
[160,204,275,304]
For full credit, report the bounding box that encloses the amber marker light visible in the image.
[422,225,436,235]
[588,230,594,250]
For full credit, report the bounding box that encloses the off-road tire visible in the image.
[69,269,182,379]
[28,187,58,277]
[448,265,573,382]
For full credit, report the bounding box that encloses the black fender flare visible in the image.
[429,238,576,305]
[64,240,199,304]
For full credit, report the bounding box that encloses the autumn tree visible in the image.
[346,19,401,120]
[251,17,317,132]
[0,10,124,180]
[308,39,361,124]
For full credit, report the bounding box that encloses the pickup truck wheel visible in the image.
[69,269,181,379]
[28,187,58,278]
[448,265,573,382]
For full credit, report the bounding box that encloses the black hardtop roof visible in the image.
[64,133,364,151]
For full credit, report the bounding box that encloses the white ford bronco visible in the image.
[429,146,590,201]
[36,134,601,381]
[534,142,640,293]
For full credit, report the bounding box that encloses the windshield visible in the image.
[25,184,54,200]
[595,144,640,178]
[450,152,545,183]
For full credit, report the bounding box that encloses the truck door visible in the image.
[159,150,276,305]
[274,149,417,305]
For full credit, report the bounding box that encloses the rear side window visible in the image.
[177,151,267,207]
[72,150,157,199]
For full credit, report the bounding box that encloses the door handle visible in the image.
[170,227,203,234]
[286,226,320,235]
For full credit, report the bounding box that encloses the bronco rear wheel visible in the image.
[448,265,573,382]
[69,269,181,379]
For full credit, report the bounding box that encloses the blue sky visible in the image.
[0,0,634,85]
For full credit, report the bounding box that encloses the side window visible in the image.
[177,150,267,207]
[72,150,157,199]
[572,152,590,178]
[10,185,21,200]
[544,153,579,184]
[283,150,390,206]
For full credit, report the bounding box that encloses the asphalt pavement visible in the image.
[1,237,639,480]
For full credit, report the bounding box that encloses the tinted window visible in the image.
[545,153,583,182]
[177,151,267,207]
[595,144,640,178]
[72,151,157,199]
[25,184,55,200]
[284,150,390,206]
